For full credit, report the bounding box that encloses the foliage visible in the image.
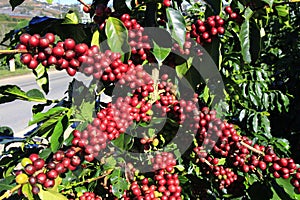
[0,0,299,199]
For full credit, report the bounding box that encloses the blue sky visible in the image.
[52,0,93,5]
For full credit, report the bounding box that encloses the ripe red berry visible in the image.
[36,173,47,184]
[28,59,39,69]
[64,38,76,50]
[43,179,55,188]
[39,38,50,48]
[19,33,31,45]
[225,6,233,14]
[67,67,77,76]
[45,33,55,44]
[29,36,39,47]
[33,158,45,170]
[47,170,58,180]
[24,164,36,175]
[21,54,32,65]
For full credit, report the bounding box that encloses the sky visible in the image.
[52,0,93,5]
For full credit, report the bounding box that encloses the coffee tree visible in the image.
[0,0,300,199]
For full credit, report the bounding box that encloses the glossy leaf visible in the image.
[62,11,79,24]
[166,8,186,48]
[38,185,68,200]
[111,178,129,198]
[50,115,69,152]
[262,0,274,7]
[103,156,117,171]
[91,30,100,47]
[152,41,171,64]
[105,17,130,57]
[239,7,254,63]
[29,107,69,125]
[0,85,47,104]
[22,183,34,200]
[33,64,49,94]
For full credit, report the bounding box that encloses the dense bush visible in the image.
[0,0,299,199]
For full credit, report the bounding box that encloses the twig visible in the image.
[240,141,265,156]
[77,0,91,9]
[0,184,22,200]
[63,170,112,190]
[0,49,28,54]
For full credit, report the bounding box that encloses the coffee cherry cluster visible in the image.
[191,106,300,193]
[118,62,153,89]
[124,153,181,200]
[15,146,83,197]
[120,14,152,63]
[18,33,89,76]
[224,6,238,20]
[80,48,129,83]
[18,33,55,69]
[190,15,225,45]
[291,168,300,193]
[151,152,177,173]
[211,165,238,190]
[170,32,203,60]
[79,192,102,200]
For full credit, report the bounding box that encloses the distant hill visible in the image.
[0,0,83,47]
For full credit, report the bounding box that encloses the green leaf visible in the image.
[29,107,68,125]
[103,156,117,171]
[202,85,210,103]
[262,0,274,7]
[217,158,226,165]
[22,183,34,200]
[9,0,24,10]
[252,114,259,133]
[280,93,289,111]
[166,8,186,48]
[91,30,100,47]
[62,11,79,24]
[111,178,129,198]
[261,115,271,136]
[178,175,189,184]
[239,109,247,121]
[50,115,69,152]
[275,178,300,199]
[0,85,47,104]
[275,5,289,17]
[75,100,94,122]
[112,134,133,151]
[26,89,45,100]
[152,41,171,64]
[46,0,53,3]
[105,17,130,58]
[239,7,253,63]
[0,176,15,191]
[175,57,193,78]
[38,185,68,200]
[39,148,52,160]
[33,64,49,94]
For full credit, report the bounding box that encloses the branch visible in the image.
[77,0,91,9]
[0,49,28,55]
[240,141,265,156]
[0,185,22,200]
[63,170,112,190]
